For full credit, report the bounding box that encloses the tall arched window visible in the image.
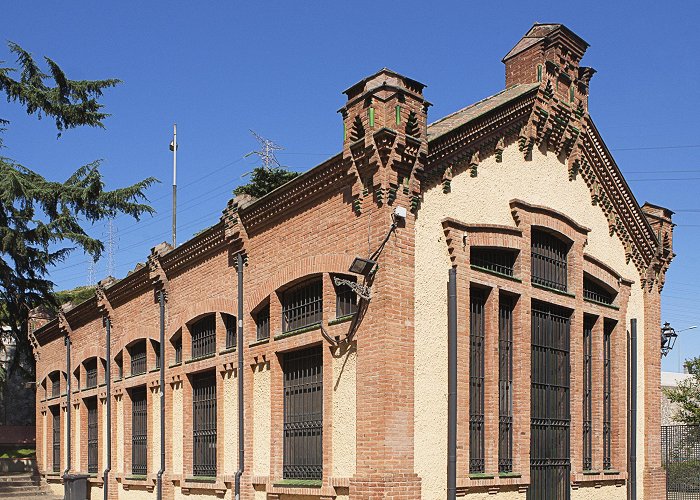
[531,229,569,291]
[191,315,216,359]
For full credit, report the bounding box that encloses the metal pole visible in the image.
[447,267,457,500]
[235,253,245,500]
[64,335,71,477]
[172,124,177,248]
[103,318,111,500]
[157,290,166,500]
[628,318,637,500]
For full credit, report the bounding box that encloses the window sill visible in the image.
[168,362,181,368]
[469,473,495,480]
[498,472,522,478]
[603,469,620,475]
[149,367,160,373]
[249,338,269,347]
[583,298,620,310]
[582,470,600,475]
[219,346,236,355]
[125,372,146,380]
[532,282,575,298]
[274,479,322,488]
[329,314,355,326]
[185,353,216,364]
[186,476,217,483]
[125,475,148,481]
[470,265,522,283]
[274,323,321,341]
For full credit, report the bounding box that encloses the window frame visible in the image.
[130,386,148,476]
[190,315,216,360]
[281,278,323,333]
[498,294,514,473]
[255,303,270,342]
[192,371,217,477]
[469,289,486,474]
[531,228,570,292]
[85,358,98,389]
[333,275,358,318]
[86,397,98,473]
[129,340,147,377]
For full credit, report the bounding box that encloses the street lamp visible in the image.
[661,323,697,358]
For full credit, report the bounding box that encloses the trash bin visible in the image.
[64,473,89,500]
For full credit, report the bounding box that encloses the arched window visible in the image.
[191,315,216,359]
[129,340,147,376]
[583,273,617,305]
[282,278,323,333]
[223,313,236,349]
[84,357,97,389]
[471,247,518,277]
[49,371,61,398]
[531,229,569,291]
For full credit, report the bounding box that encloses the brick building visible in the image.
[31,24,674,500]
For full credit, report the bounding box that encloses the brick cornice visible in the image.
[157,222,227,276]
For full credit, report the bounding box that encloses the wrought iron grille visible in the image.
[87,398,98,473]
[603,320,613,470]
[116,354,123,380]
[51,374,60,398]
[498,295,514,473]
[582,317,594,470]
[131,387,147,475]
[531,230,569,291]
[283,347,322,480]
[471,247,517,277]
[225,314,236,349]
[191,315,216,359]
[256,305,270,341]
[155,342,161,369]
[469,290,485,473]
[52,407,60,472]
[583,276,616,305]
[530,303,571,500]
[335,276,358,317]
[174,337,182,364]
[662,425,700,499]
[193,371,217,477]
[130,341,147,376]
[282,279,322,332]
[85,359,97,389]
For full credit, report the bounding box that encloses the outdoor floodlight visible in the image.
[661,322,678,357]
[349,257,377,276]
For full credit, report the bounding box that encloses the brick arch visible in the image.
[37,367,67,388]
[510,198,590,244]
[168,296,236,339]
[246,253,356,312]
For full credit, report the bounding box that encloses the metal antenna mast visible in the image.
[87,257,97,286]
[244,130,285,170]
[106,219,118,278]
[170,124,178,247]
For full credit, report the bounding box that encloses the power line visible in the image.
[612,144,700,152]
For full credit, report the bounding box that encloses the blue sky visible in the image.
[1,2,699,371]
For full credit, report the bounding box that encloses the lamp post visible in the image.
[660,322,697,365]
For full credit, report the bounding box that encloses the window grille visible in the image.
[193,371,217,477]
[583,275,616,305]
[131,387,147,475]
[256,304,270,341]
[603,321,613,470]
[224,314,236,349]
[531,230,568,291]
[498,295,514,473]
[115,353,123,380]
[282,279,322,332]
[191,315,216,359]
[87,398,98,473]
[471,248,517,277]
[51,407,60,472]
[583,316,594,470]
[154,342,161,369]
[173,337,182,365]
[531,303,571,500]
[283,347,323,480]
[85,358,97,389]
[335,276,358,317]
[130,341,147,376]
[469,290,485,473]
[51,374,60,398]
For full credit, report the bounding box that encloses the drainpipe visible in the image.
[157,290,166,500]
[103,318,112,500]
[64,334,71,477]
[447,267,457,500]
[628,318,637,500]
[235,252,245,500]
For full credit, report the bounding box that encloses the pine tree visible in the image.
[0,42,156,379]
[233,167,299,199]
[665,357,700,425]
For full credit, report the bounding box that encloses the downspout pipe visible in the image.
[103,318,112,500]
[447,267,457,500]
[628,318,637,500]
[157,290,166,500]
[235,252,245,500]
[63,334,71,477]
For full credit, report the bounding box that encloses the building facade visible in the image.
[31,24,674,500]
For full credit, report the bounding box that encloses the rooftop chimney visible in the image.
[503,23,595,109]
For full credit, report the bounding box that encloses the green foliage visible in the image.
[54,285,96,308]
[0,42,156,380]
[0,447,35,459]
[665,357,700,425]
[233,167,299,199]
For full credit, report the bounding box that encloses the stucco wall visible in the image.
[253,362,271,476]
[461,491,525,500]
[118,482,152,500]
[172,382,183,475]
[102,398,108,468]
[223,369,238,475]
[151,386,161,473]
[414,142,643,499]
[116,396,124,473]
[174,486,233,500]
[571,484,626,499]
[41,411,46,471]
[332,342,357,478]
[627,282,645,499]
[74,404,80,471]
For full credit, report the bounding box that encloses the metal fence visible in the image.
[663,425,700,499]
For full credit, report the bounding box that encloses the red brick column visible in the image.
[591,316,604,470]
[484,287,499,474]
